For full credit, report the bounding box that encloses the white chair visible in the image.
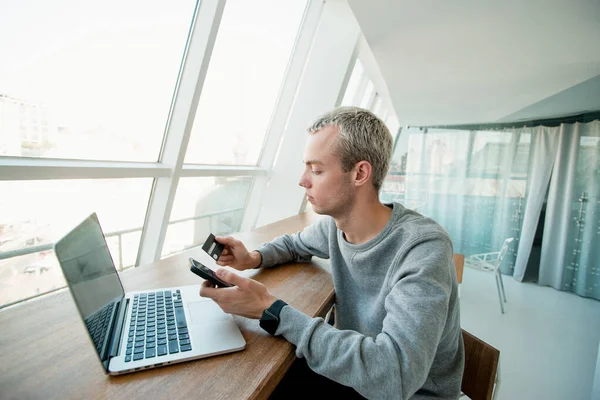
[464,238,514,314]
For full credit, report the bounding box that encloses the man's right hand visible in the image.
[214,236,261,271]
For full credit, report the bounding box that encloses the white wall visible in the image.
[255,0,360,227]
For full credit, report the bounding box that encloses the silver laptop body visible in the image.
[53,213,245,375]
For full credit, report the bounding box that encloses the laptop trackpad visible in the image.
[188,301,230,324]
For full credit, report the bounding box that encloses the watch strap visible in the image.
[259,299,287,335]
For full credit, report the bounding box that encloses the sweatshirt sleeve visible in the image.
[275,234,454,399]
[256,217,331,267]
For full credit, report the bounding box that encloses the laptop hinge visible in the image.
[108,297,129,359]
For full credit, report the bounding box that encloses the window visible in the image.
[0,179,153,307]
[469,131,513,176]
[162,176,253,256]
[341,59,364,106]
[385,115,399,137]
[0,0,196,161]
[184,0,307,166]
[360,81,375,109]
[0,0,314,309]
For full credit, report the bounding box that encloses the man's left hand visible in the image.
[198,267,277,319]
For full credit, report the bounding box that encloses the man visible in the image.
[199,106,464,399]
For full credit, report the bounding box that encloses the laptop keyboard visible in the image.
[85,302,114,354]
[124,289,191,363]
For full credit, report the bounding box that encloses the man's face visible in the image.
[298,126,355,217]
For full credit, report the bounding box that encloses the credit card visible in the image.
[202,233,224,261]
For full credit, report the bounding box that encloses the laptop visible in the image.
[53,213,246,375]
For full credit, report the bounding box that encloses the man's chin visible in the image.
[310,205,330,216]
[308,203,324,214]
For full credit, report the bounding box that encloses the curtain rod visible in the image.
[419,111,600,131]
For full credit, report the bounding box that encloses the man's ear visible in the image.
[353,161,372,187]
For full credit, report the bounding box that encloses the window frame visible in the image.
[0,0,301,267]
[0,0,326,309]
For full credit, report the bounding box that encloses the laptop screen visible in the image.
[54,213,124,366]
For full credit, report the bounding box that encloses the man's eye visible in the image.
[311,170,321,175]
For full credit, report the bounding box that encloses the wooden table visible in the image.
[0,212,334,400]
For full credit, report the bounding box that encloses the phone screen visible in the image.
[189,258,233,288]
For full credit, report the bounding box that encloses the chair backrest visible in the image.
[461,329,500,400]
[453,253,465,284]
[497,237,515,262]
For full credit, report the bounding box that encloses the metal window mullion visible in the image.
[0,158,170,180]
[255,0,324,170]
[240,0,324,231]
[369,92,381,113]
[335,36,360,107]
[137,0,227,266]
[179,164,268,177]
[381,108,389,122]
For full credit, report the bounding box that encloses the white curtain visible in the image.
[381,120,600,300]
[536,121,600,299]
[512,126,560,281]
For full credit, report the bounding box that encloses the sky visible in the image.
[0,0,307,164]
[1,0,195,159]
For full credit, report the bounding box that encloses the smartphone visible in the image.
[189,257,233,288]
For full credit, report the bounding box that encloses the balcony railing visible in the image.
[0,207,244,268]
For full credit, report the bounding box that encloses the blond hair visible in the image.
[308,106,393,190]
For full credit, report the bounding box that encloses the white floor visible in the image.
[460,268,600,400]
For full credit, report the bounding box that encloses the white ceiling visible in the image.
[347,0,600,125]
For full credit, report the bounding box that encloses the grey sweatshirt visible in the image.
[257,203,464,399]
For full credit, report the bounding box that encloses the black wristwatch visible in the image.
[259,299,288,335]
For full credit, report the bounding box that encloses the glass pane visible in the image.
[360,81,374,109]
[382,128,472,207]
[0,250,64,307]
[425,130,471,179]
[0,0,195,161]
[185,0,307,166]
[0,179,152,307]
[341,59,364,106]
[469,131,513,178]
[510,132,531,198]
[565,134,600,295]
[372,95,383,117]
[385,115,399,138]
[163,176,253,256]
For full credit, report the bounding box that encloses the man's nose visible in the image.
[298,173,310,188]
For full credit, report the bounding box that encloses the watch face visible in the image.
[260,311,279,335]
[259,300,287,335]
[260,318,278,335]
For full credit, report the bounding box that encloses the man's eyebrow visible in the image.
[304,160,324,166]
